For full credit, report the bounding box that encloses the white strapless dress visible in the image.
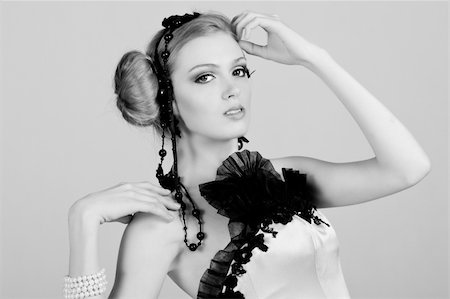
[195,150,350,299]
[232,211,350,299]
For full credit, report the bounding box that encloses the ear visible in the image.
[172,99,180,117]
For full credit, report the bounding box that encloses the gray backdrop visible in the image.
[1,1,448,299]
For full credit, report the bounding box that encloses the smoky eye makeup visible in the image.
[193,65,250,84]
[194,73,212,84]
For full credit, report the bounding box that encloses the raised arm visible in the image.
[233,11,431,208]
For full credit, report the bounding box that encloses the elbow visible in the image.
[404,156,432,186]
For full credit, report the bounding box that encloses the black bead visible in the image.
[223,275,238,287]
[197,232,205,240]
[161,50,170,59]
[180,202,186,210]
[175,192,183,201]
[231,263,245,275]
[188,243,198,251]
[192,209,200,217]
[156,164,163,177]
[240,251,252,263]
[164,33,173,41]
[159,149,167,157]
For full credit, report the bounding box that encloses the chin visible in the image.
[226,125,250,140]
[190,116,250,140]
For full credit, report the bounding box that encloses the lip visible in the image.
[224,105,244,115]
[224,107,245,120]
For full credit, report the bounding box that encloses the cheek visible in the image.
[173,80,251,128]
[240,83,252,108]
[174,83,218,115]
[174,94,219,129]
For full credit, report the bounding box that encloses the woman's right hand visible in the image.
[69,182,180,226]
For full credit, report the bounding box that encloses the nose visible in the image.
[221,79,240,100]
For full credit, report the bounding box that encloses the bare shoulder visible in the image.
[128,211,184,243]
[119,211,184,264]
[109,212,183,298]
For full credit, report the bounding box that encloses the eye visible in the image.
[195,73,215,84]
[233,66,248,77]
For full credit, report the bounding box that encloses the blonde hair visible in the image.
[114,11,238,135]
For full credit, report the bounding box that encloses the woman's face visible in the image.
[170,32,251,141]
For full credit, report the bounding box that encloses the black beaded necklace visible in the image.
[153,12,204,251]
[152,12,251,252]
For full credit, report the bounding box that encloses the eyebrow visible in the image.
[188,57,247,73]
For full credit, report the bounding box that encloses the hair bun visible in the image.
[114,50,161,130]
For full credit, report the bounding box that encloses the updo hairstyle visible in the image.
[113,12,238,136]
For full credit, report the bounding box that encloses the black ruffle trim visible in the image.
[197,150,328,299]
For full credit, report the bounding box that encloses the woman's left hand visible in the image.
[232,11,323,67]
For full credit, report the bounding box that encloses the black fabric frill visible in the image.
[196,150,327,299]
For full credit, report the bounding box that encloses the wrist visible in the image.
[68,203,101,235]
[68,204,101,277]
[301,45,332,72]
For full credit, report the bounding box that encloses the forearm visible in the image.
[69,209,101,275]
[305,48,431,182]
[68,207,106,298]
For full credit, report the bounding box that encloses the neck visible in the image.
[174,134,241,188]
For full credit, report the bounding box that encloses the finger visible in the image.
[129,188,181,210]
[115,197,174,222]
[231,11,248,27]
[234,12,270,40]
[118,181,171,196]
[133,181,172,195]
[158,195,181,211]
[138,201,175,221]
[235,13,255,39]
[245,16,278,33]
[238,40,267,58]
[122,188,181,219]
[239,15,281,40]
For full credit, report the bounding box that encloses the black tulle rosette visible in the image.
[197,150,326,299]
[199,150,286,225]
[198,150,320,225]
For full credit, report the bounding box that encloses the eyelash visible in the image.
[195,66,249,84]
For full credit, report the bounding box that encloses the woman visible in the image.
[66,10,431,299]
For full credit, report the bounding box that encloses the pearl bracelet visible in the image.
[63,268,108,299]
